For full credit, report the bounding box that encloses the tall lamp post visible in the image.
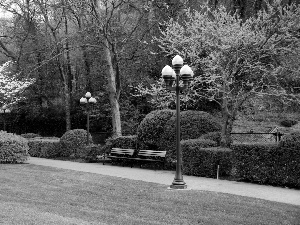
[161,55,193,189]
[80,92,97,145]
[0,105,11,131]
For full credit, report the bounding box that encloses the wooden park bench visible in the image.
[129,150,167,169]
[103,148,135,165]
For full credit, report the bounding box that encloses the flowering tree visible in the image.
[0,61,35,106]
[134,2,300,146]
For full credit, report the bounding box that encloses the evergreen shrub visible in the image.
[231,143,300,188]
[137,110,175,149]
[279,119,298,127]
[181,138,232,178]
[200,132,222,145]
[279,131,300,148]
[159,111,221,161]
[60,129,92,157]
[28,138,60,158]
[84,144,105,162]
[0,131,29,163]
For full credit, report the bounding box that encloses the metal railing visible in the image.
[231,132,284,144]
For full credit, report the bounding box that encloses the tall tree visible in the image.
[135,2,300,146]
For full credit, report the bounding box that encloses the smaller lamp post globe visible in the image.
[180,65,193,85]
[85,92,92,98]
[80,97,87,104]
[162,65,175,87]
[172,55,183,66]
[89,97,97,104]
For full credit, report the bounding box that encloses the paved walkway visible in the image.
[28,157,300,206]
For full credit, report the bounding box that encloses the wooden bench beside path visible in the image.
[104,148,166,169]
[129,150,166,169]
[103,148,134,165]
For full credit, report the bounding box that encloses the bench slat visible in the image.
[137,150,166,157]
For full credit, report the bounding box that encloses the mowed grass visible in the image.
[0,164,299,225]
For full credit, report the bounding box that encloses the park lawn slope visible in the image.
[0,164,299,225]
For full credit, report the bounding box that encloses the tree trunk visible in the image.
[103,38,122,137]
[64,82,72,131]
[94,0,122,137]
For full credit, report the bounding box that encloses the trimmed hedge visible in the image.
[231,143,300,188]
[159,111,221,161]
[21,133,41,138]
[0,131,29,163]
[181,138,232,178]
[279,131,300,148]
[28,138,60,158]
[137,110,175,150]
[83,144,105,162]
[60,129,92,157]
[200,132,222,146]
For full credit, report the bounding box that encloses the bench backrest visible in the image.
[111,148,135,156]
[137,150,166,159]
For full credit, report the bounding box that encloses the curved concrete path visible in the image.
[28,157,300,206]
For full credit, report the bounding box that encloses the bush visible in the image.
[28,138,60,158]
[137,110,175,150]
[105,135,137,149]
[200,132,222,145]
[158,111,221,161]
[231,143,300,188]
[0,131,29,163]
[181,138,232,178]
[21,133,41,138]
[60,129,92,157]
[280,119,298,127]
[279,131,300,148]
[83,144,106,162]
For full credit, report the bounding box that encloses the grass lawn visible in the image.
[0,164,299,225]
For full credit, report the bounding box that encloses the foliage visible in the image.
[0,131,29,163]
[137,109,175,149]
[83,144,106,163]
[0,61,35,106]
[59,129,92,158]
[181,138,232,178]
[28,138,60,158]
[135,2,300,146]
[21,133,41,138]
[200,131,222,146]
[231,143,300,188]
[279,131,300,148]
[159,110,221,161]
[279,119,298,128]
[105,135,138,150]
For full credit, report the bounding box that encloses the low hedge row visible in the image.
[0,131,29,163]
[181,138,232,178]
[231,143,300,189]
[28,138,61,158]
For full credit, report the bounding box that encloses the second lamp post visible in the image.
[161,55,193,189]
[80,92,97,145]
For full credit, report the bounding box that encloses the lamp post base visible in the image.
[170,179,187,189]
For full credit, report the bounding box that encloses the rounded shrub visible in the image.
[280,119,298,127]
[158,110,221,161]
[200,132,222,146]
[60,129,92,157]
[137,110,175,149]
[279,131,300,148]
[0,131,29,163]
